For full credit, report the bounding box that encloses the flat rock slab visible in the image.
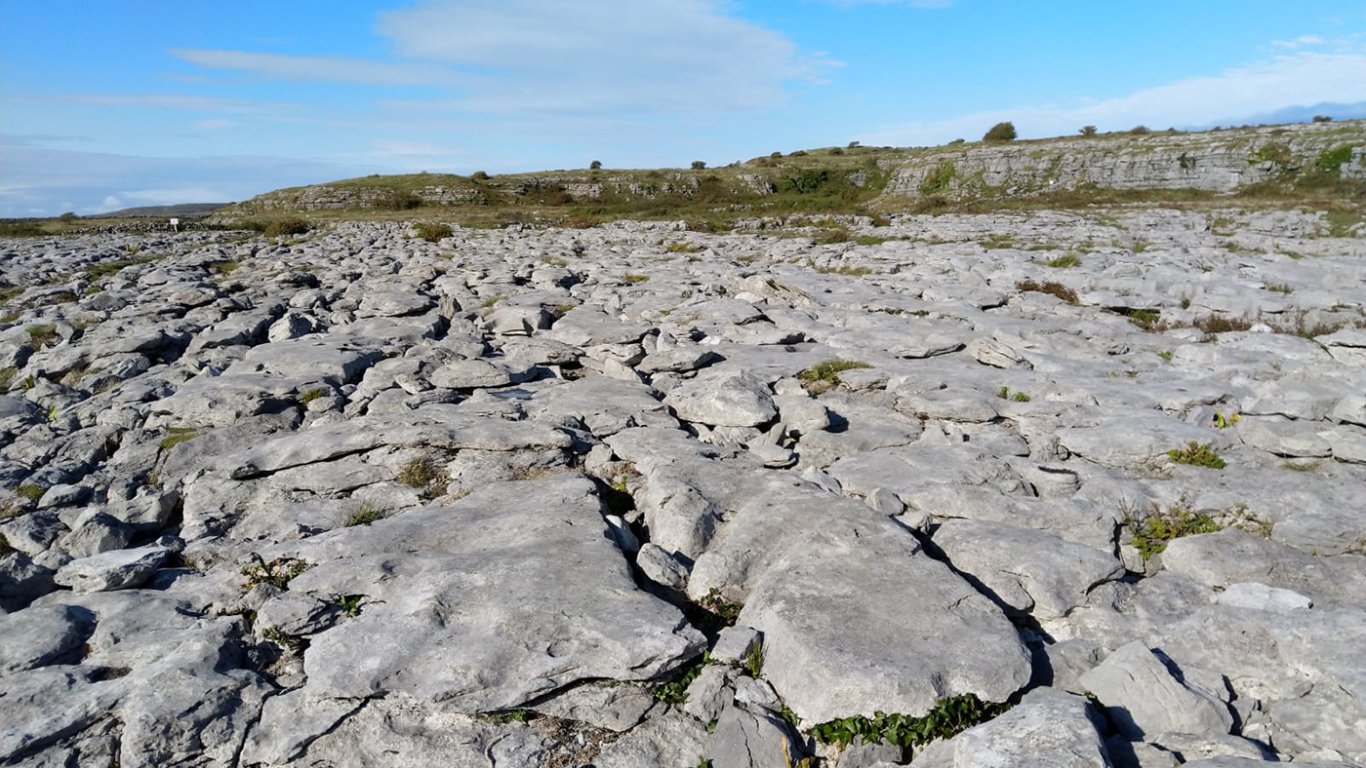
[292,473,705,710]
[1058,416,1230,468]
[931,518,1124,620]
[708,478,1031,724]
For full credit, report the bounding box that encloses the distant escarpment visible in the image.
[214,120,1364,224]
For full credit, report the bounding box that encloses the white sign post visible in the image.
[170,218,180,232]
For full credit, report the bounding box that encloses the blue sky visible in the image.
[2,0,1364,217]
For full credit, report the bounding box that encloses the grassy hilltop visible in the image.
[213,120,1365,232]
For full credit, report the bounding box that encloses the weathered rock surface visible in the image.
[3,203,1365,765]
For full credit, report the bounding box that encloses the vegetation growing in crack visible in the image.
[798,359,872,394]
[344,503,389,527]
[1015,278,1078,305]
[1127,505,1221,561]
[298,387,329,404]
[1167,441,1226,469]
[398,456,448,497]
[810,693,1009,751]
[653,652,713,705]
[334,594,365,617]
[158,427,200,452]
[242,556,311,590]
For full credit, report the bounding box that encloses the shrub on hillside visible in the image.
[983,122,1017,142]
[413,222,453,243]
[263,218,309,238]
[691,161,707,170]
[1079,125,1098,137]
[590,160,602,170]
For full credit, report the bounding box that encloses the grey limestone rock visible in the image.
[0,604,95,675]
[931,518,1124,620]
[911,688,1111,768]
[52,545,171,592]
[1079,641,1233,740]
[665,368,777,427]
[708,702,805,768]
[295,474,705,710]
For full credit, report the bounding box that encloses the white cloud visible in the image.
[101,195,122,209]
[1272,35,1325,49]
[825,0,953,6]
[171,1,819,117]
[862,48,1366,146]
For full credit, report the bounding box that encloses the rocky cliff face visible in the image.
[882,121,1365,201]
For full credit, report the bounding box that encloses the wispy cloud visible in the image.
[862,48,1366,145]
[19,92,295,115]
[0,144,379,217]
[821,0,954,7]
[170,49,461,87]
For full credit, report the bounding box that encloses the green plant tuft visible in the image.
[345,503,389,527]
[1167,441,1226,469]
[743,641,765,678]
[299,387,329,404]
[1129,504,1221,560]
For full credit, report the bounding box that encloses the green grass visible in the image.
[1167,441,1226,469]
[0,367,15,390]
[207,260,241,275]
[1264,282,1293,295]
[344,503,388,527]
[158,427,200,451]
[16,483,46,503]
[26,324,58,348]
[298,387,329,404]
[797,359,872,390]
[665,242,704,253]
[86,254,157,279]
[623,273,650,284]
[1042,252,1082,268]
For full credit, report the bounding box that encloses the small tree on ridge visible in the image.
[983,122,1017,142]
